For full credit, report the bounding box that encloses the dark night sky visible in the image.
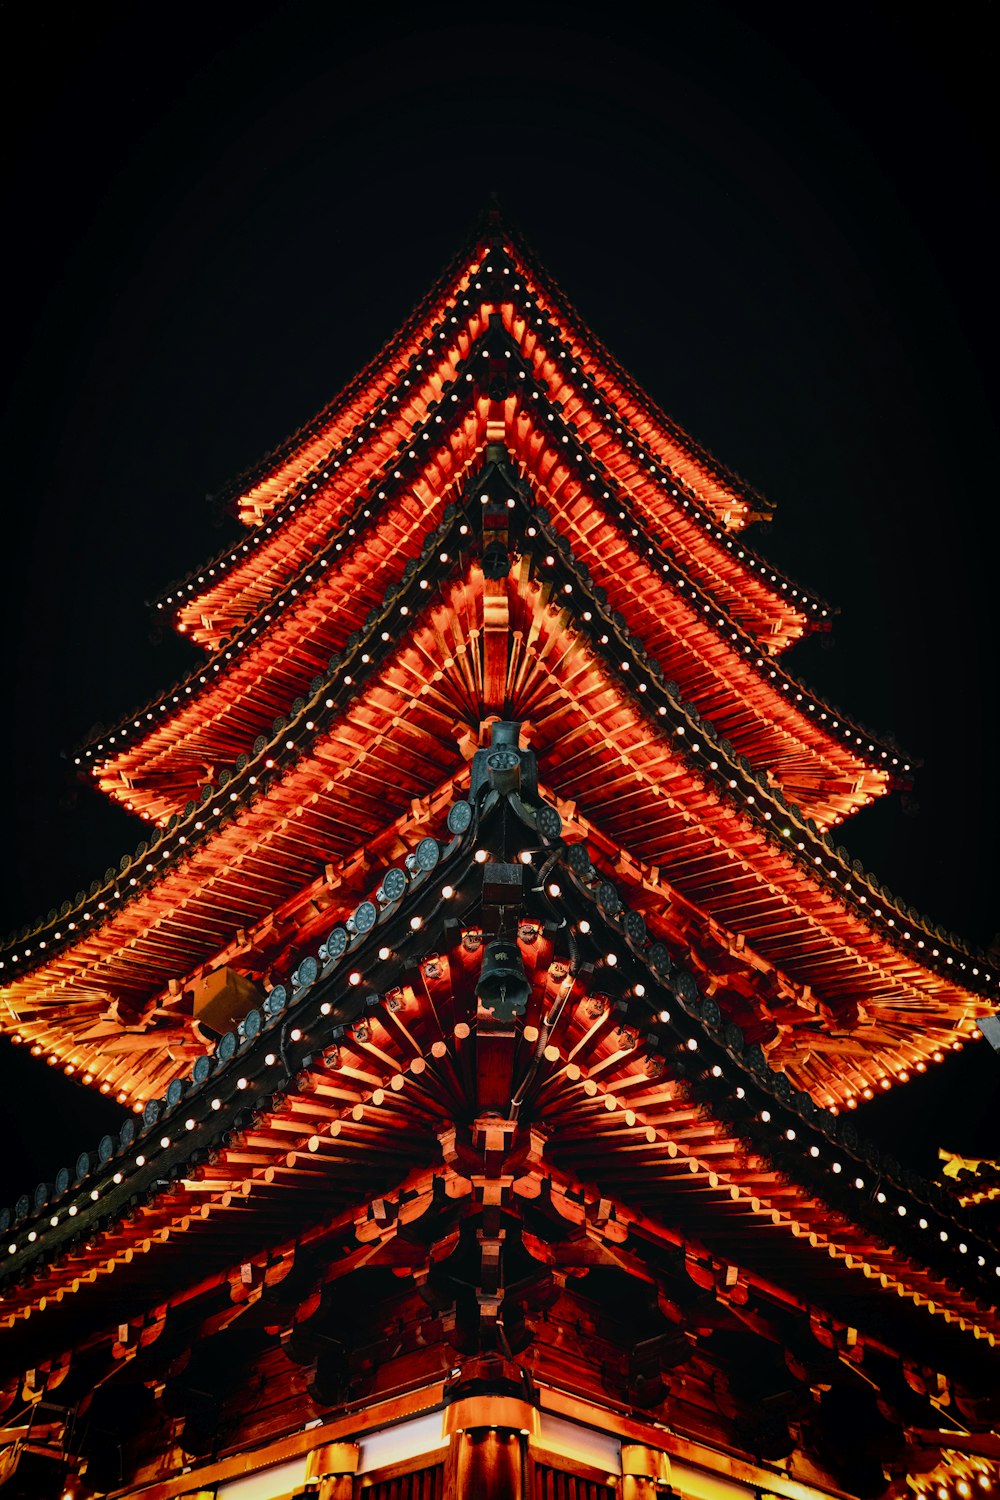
[0,2,996,1204]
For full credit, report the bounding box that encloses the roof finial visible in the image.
[479,192,506,238]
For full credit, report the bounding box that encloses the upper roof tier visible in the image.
[79,273,908,831]
[228,219,779,535]
[153,221,831,654]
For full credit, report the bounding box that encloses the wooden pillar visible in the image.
[620,1443,671,1500]
[315,1479,354,1500]
[306,1441,359,1500]
[442,1395,538,1500]
[481,576,511,713]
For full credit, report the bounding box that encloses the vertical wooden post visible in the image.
[620,1443,671,1500]
[444,1426,526,1499]
[442,1395,538,1500]
[481,578,511,713]
[307,1441,359,1500]
[316,1479,354,1500]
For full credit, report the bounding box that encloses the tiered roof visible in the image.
[85,380,896,830]
[1,433,991,1107]
[83,223,899,835]
[1,214,997,1500]
[1,532,992,1106]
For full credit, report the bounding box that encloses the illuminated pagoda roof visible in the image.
[0,763,998,1497]
[2,217,991,1124]
[1,213,998,1500]
[84,216,900,831]
[1,523,992,1106]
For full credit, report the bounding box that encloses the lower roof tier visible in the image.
[1,538,993,1115]
[1,792,997,1476]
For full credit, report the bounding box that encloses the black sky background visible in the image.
[0,1,997,1205]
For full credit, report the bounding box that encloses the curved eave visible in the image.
[229,230,489,525]
[1,824,996,1373]
[165,316,491,644]
[89,397,896,828]
[554,798,986,1114]
[88,413,489,821]
[496,292,825,646]
[3,550,993,1112]
[541,941,1000,1352]
[164,252,826,648]
[503,407,897,820]
[504,233,771,532]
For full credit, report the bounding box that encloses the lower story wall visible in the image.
[119,1387,851,1500]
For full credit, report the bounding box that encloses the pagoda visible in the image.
[0,213,997,1500]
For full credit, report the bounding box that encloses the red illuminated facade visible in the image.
[0,214,996,1500]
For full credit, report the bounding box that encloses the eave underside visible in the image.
[3,564,989,1113]
[1,815,996,1500]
